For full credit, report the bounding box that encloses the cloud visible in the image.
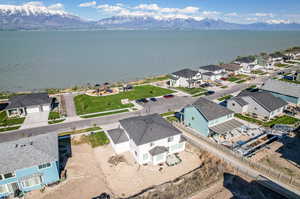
[23,1,44,7]
[133,4,199,14]
[266,19,290,24]
[225,12,238,17]
[255,13,274,17]
[79,1,97,8]
[246,17,258,22]
[48,3,64,10]
[97,4,124,12]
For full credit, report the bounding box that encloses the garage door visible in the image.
[27,106,40,113]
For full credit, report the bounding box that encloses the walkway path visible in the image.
[62,93,78,121]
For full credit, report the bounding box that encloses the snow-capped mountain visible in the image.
[0,4,92,30]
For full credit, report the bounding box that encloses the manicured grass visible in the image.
[279,78,300,85]
[74,85,174,115]
[0,126,20,132]
[220,86,228,89]
[166,116,179,122]
[59,127,102,136]
[235,114,299,127]
[264,115,300,127]
[176,87,207,95]
[0,111,25,127]
[217,95,233,102]
[160,111,176,117]
[251,70,267,75]
[48,111,60,120]
[81,109,129,119]
[48,119,65,124]
[275,63,289,68]
[234,114,264,125]
[228,77,240,82]
[192,92,206,97]
[235,74,249,79]
[236,79,247,84]
[86,131,110,148]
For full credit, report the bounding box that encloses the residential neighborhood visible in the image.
[0,46,300,199]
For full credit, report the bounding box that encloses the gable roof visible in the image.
[261,79,300,98]
[120,114,181,146]
[192,98,233,121]
[237,90,287,112]
[235,56,256,63]
[220,64,242,72]
[172,68,198,78]
[231,97,249,106]
[200,65,223,72]
[0,132,58,174]
[6,93,51,110]
[107,128,129,144]
[269,52,285,58]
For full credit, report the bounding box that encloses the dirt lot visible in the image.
[260,134,300,180]
[26,144,111,199]
[94,143,202,198]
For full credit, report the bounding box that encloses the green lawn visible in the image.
[0,126,20,132]
[264,115,300,127]
[251,70,267,75]
[87,131,110,148]
[217,95,233,102]
[236,79,247,84]
[228,77,240,82]
[160,111,176,117]
[235,114,299,127]
[0,111,25,127]
[48,111,60,120]
[81,109,129,119]
[192,92,206,97]
[176,87,207,95]
[74,85,174,115]
[59,126,102,136]
[48,119,65,124]
[275,63,289,68]
[166,116,179,122]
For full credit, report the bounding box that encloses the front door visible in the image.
[8,182,19,193]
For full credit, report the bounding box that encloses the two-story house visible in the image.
[219,64,243,75]
[107,114,185,165]
[227,91,287,119]
[198,65,227,81]
[234,56,258,73]
[0,132,60,198]
[170,68,201,88]
[181,98,243,138]
[261,79,300,105]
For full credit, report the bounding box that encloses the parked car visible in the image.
[92,193,110,199]
[150,97,157,102]
[201,83,211,88]
[283,109,296,116]
[163,94,174,99]
[140,98,149,103]
[205,90,215,95]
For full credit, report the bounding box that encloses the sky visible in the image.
[1,0,300,23]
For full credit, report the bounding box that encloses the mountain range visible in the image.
[1,5,300,30]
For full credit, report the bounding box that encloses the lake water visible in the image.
[1,30,300,92]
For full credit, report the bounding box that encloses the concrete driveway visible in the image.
[20,111,49,129]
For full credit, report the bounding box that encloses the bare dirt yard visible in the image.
[26,144,111,199]
[93,143,202,198]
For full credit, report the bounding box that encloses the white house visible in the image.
[5,93,52,117]
[198,65,227,81]
[106,114,186,165]
[170,68,201,88]
[219,64,243,75]
[227,91,287,119]
[234,57,258,73]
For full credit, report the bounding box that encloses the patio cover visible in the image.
[209,119,244,135]
[149,146,168,156]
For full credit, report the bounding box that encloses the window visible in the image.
[38,163,51,170]
[232,103,235,106]
[150,142,154,147]
[143,153,148,161]
[0,175,2,180]
[0,184,8,194]
[3,173,15,179]
[21,176,42,188]
[192,117,195,120]
[168,137,174,142]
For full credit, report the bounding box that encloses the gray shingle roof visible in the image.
[220,64,242,72]
[231,97,249,106]
[200,65,223,72]
[237,91,287,112]
[120,114,181,146]
[6,93,51,110]
[261,79,300,98]
[192,98,233,121]
[107,128,129,144]
[0,132,58,174]
[202,72,215,76]
[236,57,256,63]
[149,146,168,156]
[172,68,198,78]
